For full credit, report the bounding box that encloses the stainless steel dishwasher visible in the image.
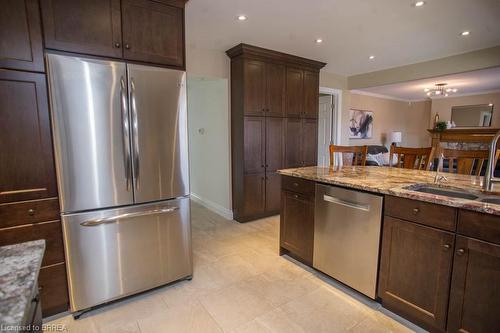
[314,183,383,299]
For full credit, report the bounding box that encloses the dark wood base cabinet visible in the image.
[279,176,315,265]
[39,264,69,317]
[380,196,500,333]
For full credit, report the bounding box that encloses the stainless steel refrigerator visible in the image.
[46,54,192,312]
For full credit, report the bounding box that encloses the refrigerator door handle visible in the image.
[79,206,179,227]
[120,77,132,191]
[130,77,140,189]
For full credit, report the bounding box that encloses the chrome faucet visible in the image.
[434,153,448,185]
[483,130,500,192]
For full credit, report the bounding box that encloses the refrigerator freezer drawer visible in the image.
[62,198,192,312]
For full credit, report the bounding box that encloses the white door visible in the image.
[318,95,333,166]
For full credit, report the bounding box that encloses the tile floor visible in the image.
[45,202,423,333]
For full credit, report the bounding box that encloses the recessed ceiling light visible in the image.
[489,103,494,106]
[460,31,470,36]
[315,38,323,44]
[368,55,375,60]
[414,1,425,7]
[237,15,247,21]
[424,88,430,92]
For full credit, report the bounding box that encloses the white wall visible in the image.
[187,76,232,218]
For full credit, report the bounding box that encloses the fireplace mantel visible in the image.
[428,128,500,147]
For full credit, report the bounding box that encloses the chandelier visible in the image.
[424,83,458,97]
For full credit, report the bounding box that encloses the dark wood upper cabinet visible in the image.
[0,0,44,72]
[302,118,318,166]
[122,0,185,67]
[243,60,266,116]
[285,68,304,117]
[244,116,265,174]
[0,70,57,203]
[266,63,285,117]
[41,0,123,58]
[378,216,455,332]
[303,71,319,118]
[448,235,500,332]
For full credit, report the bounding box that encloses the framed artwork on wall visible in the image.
[349,109,373,139]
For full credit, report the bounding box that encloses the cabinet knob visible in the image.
[125,44,130,49]
[293,182,299,187]
[261,164,265,168]
[293,194,299,199]
[412,208,419,214]
[265,164,269,167]
[443,244,451,250]
[28,208,35,216]
[457,249,465,256]
[114,42,121,48]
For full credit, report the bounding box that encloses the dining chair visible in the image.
[390,145,434,170]
[329,145,368,167]
[440,148,500,176]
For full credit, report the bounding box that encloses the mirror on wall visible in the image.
[451,104,494,127]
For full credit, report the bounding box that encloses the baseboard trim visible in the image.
[190,193,233,220]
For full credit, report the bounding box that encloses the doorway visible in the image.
[318,88,341,166]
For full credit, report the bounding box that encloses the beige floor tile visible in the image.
[138,300,222,333]
[199,282,274,331]
[230,319,274,333]
[43,315,98,333]
[254,308,306,333]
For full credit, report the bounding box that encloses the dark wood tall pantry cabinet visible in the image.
[227,44,325,222]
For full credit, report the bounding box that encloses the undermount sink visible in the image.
[406,185,479,200]
[479,197,500,204]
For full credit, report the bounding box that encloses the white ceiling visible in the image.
[355,67,500,101]
[185,0,500,76]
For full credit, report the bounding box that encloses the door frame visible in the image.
[318,87,342,166]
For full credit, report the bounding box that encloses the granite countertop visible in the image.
[0,240,45,328]
[278,166,500,215]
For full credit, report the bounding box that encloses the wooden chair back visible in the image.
[329,145,368,167]
[440,149,497,176]
[390,145,434,170]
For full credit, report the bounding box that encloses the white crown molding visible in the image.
[349,90,427,103]
[190,192,233,220]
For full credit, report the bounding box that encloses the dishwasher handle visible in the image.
[323,194,370,212]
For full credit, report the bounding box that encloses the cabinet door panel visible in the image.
[266,63,285,117]
[242,174,265,217]
[285,68,303,117]
[302,119,318,166]
[303,71,319,118]
[244,117,265,174]
[448,236,500,332]
[122,0,184,67]
[39,264,69,317]
[243,60,266,116]
[284,118,302,168]
[266,117,284,171]
[41,0,122,58]
[378,217,454,332]
[280,190,314,264]
[265,173,281,213]
[0,70,57,203]
[0,0,44,72]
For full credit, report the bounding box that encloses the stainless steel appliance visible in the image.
[46,54,191,312]
[314,184,383,299]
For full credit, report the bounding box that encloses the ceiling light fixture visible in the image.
[460,31,470,36]
[368,55,375,60]
[237,15,247,21]
[489,103,494,107]
[424,83,458,97]
[414,1,425,7]
[315,38,323,44]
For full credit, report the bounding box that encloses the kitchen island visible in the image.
[0,240,45,332]
[277,166,500,333]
